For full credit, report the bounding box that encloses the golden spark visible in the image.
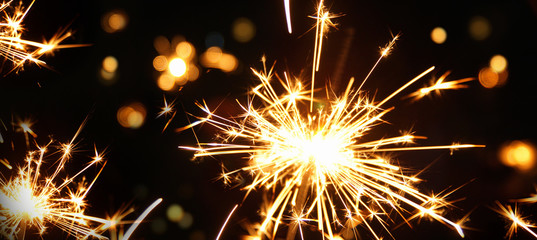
[495,202,537,239]
[0,0,77,72]
[404,71,475,102]
[181,1,483,239]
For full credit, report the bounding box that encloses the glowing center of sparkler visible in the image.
[7,186,43,220]
[299,134,349,171]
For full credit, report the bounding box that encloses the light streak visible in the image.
[216,204,239,240]
[180,1,482,239]
[284,0,292,34]
[122,198,162,240]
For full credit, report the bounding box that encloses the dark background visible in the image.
[1,0,537,239]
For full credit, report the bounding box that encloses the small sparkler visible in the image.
[1,119,163,240]
[0,120,112,239]
[180,1,482,239]
[0,0,77,72]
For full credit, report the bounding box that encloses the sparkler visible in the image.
[0,0,76,72]
[180,1,483,239]
[0,120,111,239]
[0,120,162,240]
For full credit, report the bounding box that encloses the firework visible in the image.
[180,1,483,239]
[0,0,76,72]
[0,120,113,239]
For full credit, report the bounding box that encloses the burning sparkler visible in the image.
[0,0,76,72]
[0,119,162,240]
[180,1,482,239]
[0,120,112,239]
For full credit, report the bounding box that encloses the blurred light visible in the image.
[200,47,238,73]
[176,41,195,60]
[166,204,184,222]
[151,218,167,235]
[102,56,118,73]
[232,17,256,43]
[186,64,200,82]
[154,36,171,55]
[430,27,447,44]
[117,102,147,129]
[203,46,222,64]
[102,10,128,33]
[489,54,508,73]
[169,58,187,77]
[153,55,168,71]
[178,212,193,229]
[500,140,536,171]
[205,32,224,48]
[100,56,119,83]
[478,67,508,88]
[158,74,176,91]
[469,16,491,41]
[218,53,238,72]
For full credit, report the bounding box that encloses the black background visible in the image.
[1,0,537,239]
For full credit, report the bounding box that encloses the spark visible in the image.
[0,122,111,239]
[495,202,537,239]
[181,1,483,239]
[157,96,177,132]
[0,0,80,72]
[404,71,475,102]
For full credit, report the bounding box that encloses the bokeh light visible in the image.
[200,46,238,73]
[102,56,118,73]
[430,27,447,44]
[154,36,171,54]
[176,41,195,60]
[490,54,508,73]
[178,212,193,229]
[117,102,147,129]
[169,58,187,77]
[153,55,168,72]
[232,17,256,43]
[101,10,128,33]
[469,16,491,41]
[100,56,118,82]
[166,204,184,222]
[153,36,200,91]
[158,74,176,91]
[478,67,508,88]
[500,140,536,172]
